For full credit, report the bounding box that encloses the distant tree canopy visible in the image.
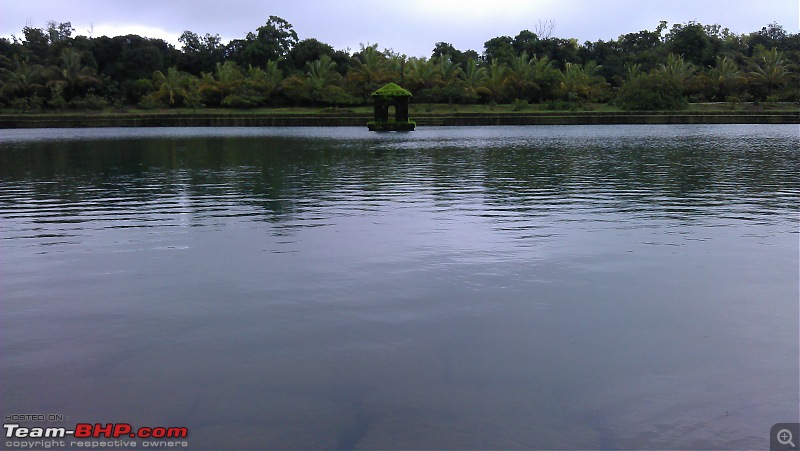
[1,17,797,111]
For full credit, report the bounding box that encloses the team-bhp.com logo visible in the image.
[5,423,188,439]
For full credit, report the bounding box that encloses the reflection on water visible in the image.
[1,125,798,449]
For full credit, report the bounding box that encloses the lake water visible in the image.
[1,125,798,450]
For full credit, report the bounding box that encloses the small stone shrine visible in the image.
[368,83,415,131]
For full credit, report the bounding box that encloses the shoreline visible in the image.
[1,111,797,128]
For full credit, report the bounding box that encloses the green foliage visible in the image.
[748,47,792,99]
[545,100,581,111]
[708,56,743,101]
[372,82,412,97]
[137,94,166,110]
[667,22,714,66]
[1,17,798,112]
[615,73,687,110]
[68,94,109,110]
[348,44,392,98]
[221,94,262,108]
[46,86,66,111]
[226,16,298,68]
[510,98,528,111]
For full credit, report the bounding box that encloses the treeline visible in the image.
[0,16,797,111]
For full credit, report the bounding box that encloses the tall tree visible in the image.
[667,22,713,67]
[559,62,590,101]
[245,60,283,104]
[0,56,46,99]
[708,56,743,100]
[348,44,390,97]
[748,47,791,98]
[482,36,514,64]
[178,31,224,74]
[461,58,488,102]
[304,54,346,103]
[51,48,101,99]
[150,67,197,106]
[482,60,510,103]
[226,16,298,67]
[287,38,339,72]
[658,53,696,87]
[403,57,440,93]
[198,61,245,106]
[19,26,51,64]
[505,52,539,101]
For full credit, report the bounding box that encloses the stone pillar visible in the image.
[373,98,389,122]
[395,97,409,122]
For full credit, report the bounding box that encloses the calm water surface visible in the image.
[1,125,798,449]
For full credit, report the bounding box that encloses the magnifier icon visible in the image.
[778,429,796,447]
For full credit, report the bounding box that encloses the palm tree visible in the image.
[749,47,790,98]
[306,54,341,91]
[506,53,534,99]
[659,53,696,86]
[708,56,743,100]
[461,58,488,100]
[531,56,559,102]
[50,48,101,99]
[246,61,283,103]
[483,60,510,103]
[348,44,390,96]
[436,58,463,85]
[0,56,46,99]
[301,55,353,105]
[404,57,441,92]
[387,53,406,84]
[582,61,608,101]
[559,62,605,102]
[199,61,245,105]
[152,68,197,106]
[559,62,592,101]
[624,62,642,81]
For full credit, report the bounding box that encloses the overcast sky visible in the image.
[3,0,798,57]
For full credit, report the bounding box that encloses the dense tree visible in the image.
[178,31,225,74]
[51,48,101,100]
[91,35,175,82]
[667,22,715,67]
[198,61,245,106]
[616,72,686,110]
[505,52,541,101]
[19,26,51,64]
[246,61,284,102]
[148,67,198,107]
[347,44,391,99]
[616,22,668,72]
[287,38,337,72]
[0,56,46,100]
[431,42,477,73]
[226,16,298,67]
[746,22,789,55]
[482,36,514,64]
[302,55,352,104]
[559,61,607,102]
[461,58,488,102]
[707,56,743,100]
[431,42,458,61]
[748,47,791,99]
[1,17,797,110]
[482,60,510,103]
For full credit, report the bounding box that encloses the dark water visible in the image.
[1,125,798,450]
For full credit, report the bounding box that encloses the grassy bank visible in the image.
[1,103,797,128]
